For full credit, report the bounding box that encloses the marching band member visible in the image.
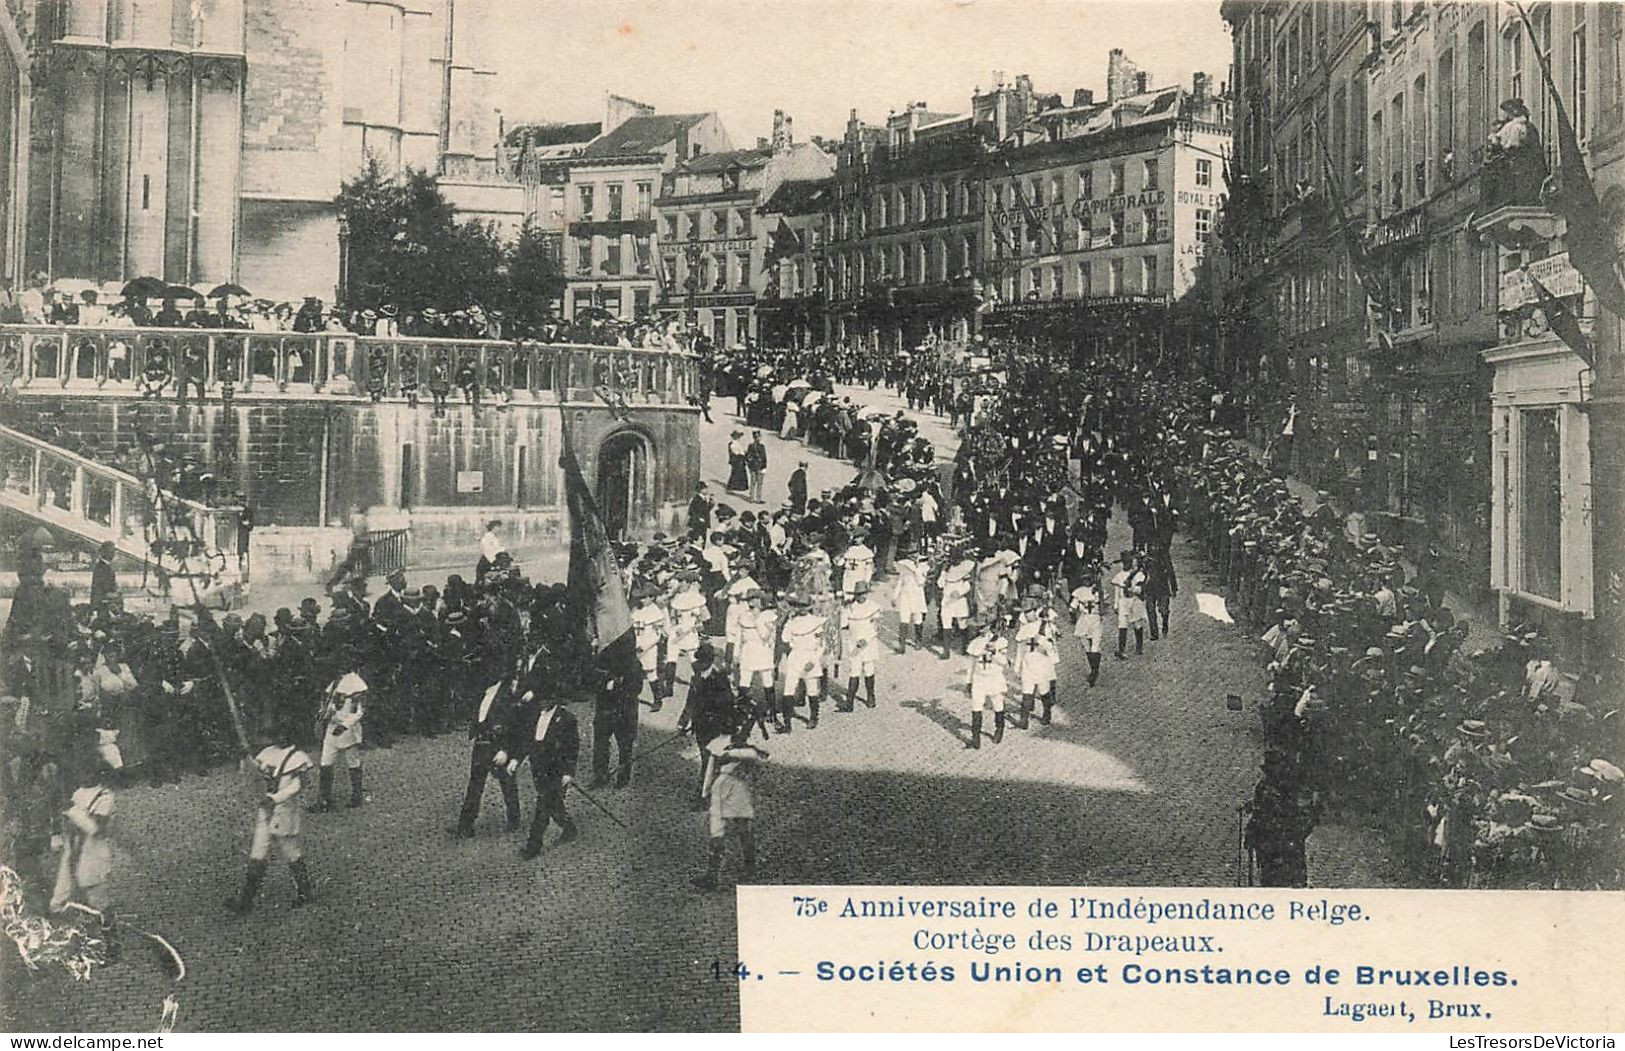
[630,583,672,711]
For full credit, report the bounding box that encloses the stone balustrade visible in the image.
[0,325,702,407]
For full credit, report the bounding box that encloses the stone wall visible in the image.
[3,392,701,579]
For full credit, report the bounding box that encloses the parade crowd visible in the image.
[3,321,1621,965]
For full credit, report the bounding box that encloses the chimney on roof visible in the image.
[1193,72,1212,101]
[784,113,793,147]
[772,109,788,152]
[1107,48,1144,103]
[1073,88,1094,107]
[603,93,655,135]
[757,136,769,149]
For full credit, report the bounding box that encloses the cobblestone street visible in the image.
[8,384,1399,1033]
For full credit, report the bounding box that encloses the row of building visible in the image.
[0,3,1232,354]
[0,0,522,303]
[1219,0,1623,659]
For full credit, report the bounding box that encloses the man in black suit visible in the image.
[452,658,525,838]
[514,692,579,860]
[676,643,735,810]
[787,462,808,516]
[90,542,119,609]
[590,636,643,789]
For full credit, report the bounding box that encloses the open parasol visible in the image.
[164,285,206,303]
[207,282,252,300]
[120,276,169,301]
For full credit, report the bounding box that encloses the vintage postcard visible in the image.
[0,0,1620,1036]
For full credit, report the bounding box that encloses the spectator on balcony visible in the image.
[455,355,481,409]
[1484,98,1547,210]
[77,290,107,327]
[376,304,400,338]
[293,297,325,334]
[47,290,79,326]
[428,352,451,417]
[18,275,46,324]
[153,298,184,328]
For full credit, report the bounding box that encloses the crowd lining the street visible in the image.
[2,322,1620,967]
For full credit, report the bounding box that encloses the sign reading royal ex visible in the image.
[1498,251,1585,312]
[989,189,1168,229]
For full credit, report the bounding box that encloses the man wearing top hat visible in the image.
[677,643,736,808]
[511,688,580,860]
[452,654,527,839]
[590,638,643,789]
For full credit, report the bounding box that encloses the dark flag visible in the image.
[1526,268,1594,367]
[1515,2,1625,319]
[560,442,632,653]
[1308,117,1396,335]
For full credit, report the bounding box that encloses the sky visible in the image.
[491,0,1234,147]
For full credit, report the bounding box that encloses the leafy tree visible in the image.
[503,218,567,336]
[336,161,567,333]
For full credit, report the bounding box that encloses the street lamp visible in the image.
[336,211,351,306]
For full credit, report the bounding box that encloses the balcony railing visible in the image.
[0,326,701,408]
[0,422,242,567]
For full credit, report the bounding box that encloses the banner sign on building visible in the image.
[1498,251,1585,311]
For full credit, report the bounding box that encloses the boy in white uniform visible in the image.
[666,572,709,682]
[630,584,672,711]
[778,592,826,729]
[1111,550,1149,659]
[736,589,778,739]
[310,671,368,811]
[228,719,315,913]
[839,580,880,711]
[964,622,1009,748]
[1013,598,1059,728]
[692,728,769,891]
[840,536,874,598]
[722,569,759,671]
[937,552,975,657]
[1069,570,1106,687]
[892,554,929,652]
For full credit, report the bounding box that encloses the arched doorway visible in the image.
[596,431,649,540]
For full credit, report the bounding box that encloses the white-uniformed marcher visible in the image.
[937,552,975,656]
[631,583,672,710]
[1111,549,1149,659]
[1069,573,1107,687]
[892,555,928,652]
[1013,599,1059,729]
[777,592,826,729]
[722,570,759,671]
[839,580,880,711]
[964,623,1010,749]
[840,538,874,597]
[228,720,315,913]
[310,671,368,812]
[736,589,778,738]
